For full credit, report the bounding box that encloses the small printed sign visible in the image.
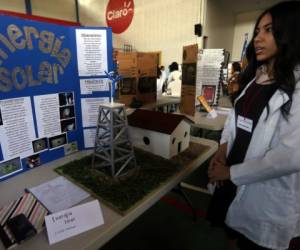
[45,200,104,245]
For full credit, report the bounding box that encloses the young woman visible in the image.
[207,2,300,250]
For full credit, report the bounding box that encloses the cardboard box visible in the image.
[180,84,196,116]
[117,52,158,106]
[118,77,137,106]
[137,52,158,77]
[182,44,198,64]
[116,52,138,78]
[137,77,156,104]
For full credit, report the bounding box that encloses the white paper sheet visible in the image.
[76,29,108,76]
[34,94,61,137]
[28,176,90,213]
[0,97,35,160]
[45,200,104,245]
[80,97,109,127]
[80,78,110,95]
[83,128,96,148]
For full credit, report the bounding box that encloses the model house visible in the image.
[127,109,191,159]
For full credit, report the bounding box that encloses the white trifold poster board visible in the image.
[195,49,225,106]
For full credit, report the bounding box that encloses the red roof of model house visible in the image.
[128,109,192,135]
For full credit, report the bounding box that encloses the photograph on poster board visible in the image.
[182,63,197,86]
[0,157,22,179]
[26,154,41,169]
[64,141,78,155]
[49,133,67,149]
[61,118,76,133]
[59,92,74,106]
[32,138,48,153]
[201,85,216,103]
[60,106,75,120]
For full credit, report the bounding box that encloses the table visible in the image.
[188,111,228,131]
[142,96,180,112]
[0,137,217,250]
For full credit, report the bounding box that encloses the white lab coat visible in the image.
[157,70,167,97]
[167,70,181,97]
[221,67,300,250]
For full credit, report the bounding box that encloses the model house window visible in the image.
[172,138,176,144]
[184,131,188,137]
[143,136,150,145]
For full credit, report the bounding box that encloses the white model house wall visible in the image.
[169,121,190,158]
[129,120,190,159]
[128,127,171,159]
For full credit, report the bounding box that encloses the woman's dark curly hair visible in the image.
[169,62,179,72]
[235,1,300,118]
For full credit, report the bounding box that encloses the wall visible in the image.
[1,1,284,67]
[229,0,282,61]
[231,10,261,61]
[79,0,203,68]
[203,0,235,55]
[31,0,77,21]
[0,0,77,21]
[0,0,26,13]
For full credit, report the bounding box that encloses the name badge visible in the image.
[237,115,253,133]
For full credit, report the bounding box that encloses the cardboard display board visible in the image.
[117,51,157,106]
[0,14,113,181]
[180,44,198,116]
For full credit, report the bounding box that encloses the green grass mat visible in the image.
[55,143,209,214]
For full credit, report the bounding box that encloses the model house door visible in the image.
[178,142,182,153]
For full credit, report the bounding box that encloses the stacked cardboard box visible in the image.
[116,51,157,106]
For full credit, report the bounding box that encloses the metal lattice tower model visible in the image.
[91,102,137,178]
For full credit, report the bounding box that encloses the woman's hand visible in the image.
[208,143,230,183]
[209,143,227,169]
[208,162,231,182]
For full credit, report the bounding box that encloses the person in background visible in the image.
[227,61,242,99]
[166,62,182,97]
[207,2,300,250]
[157,65,167,95]
[156,66,164,97]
